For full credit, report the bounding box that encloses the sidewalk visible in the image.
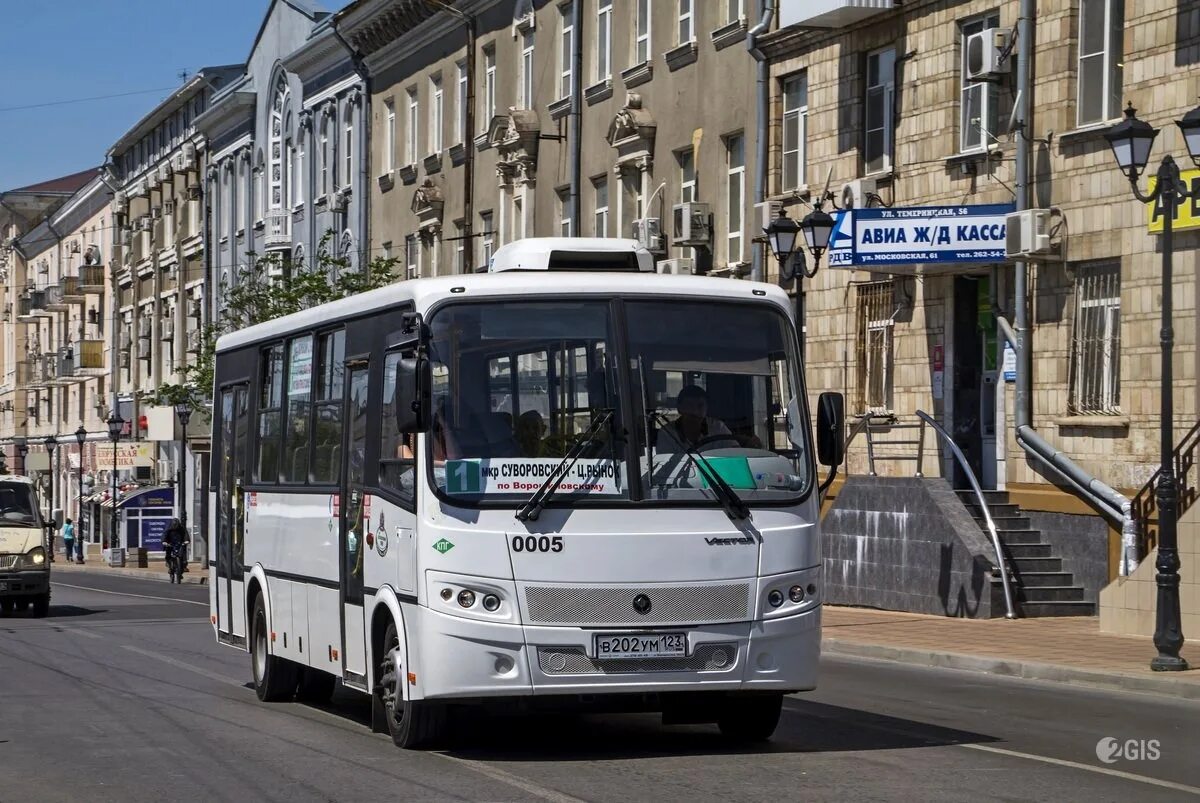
[823,606,1200,700]
[50,556,206,585]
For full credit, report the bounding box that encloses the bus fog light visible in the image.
[440,588,453,602]
[712,649,729,668]
[482,594,501,611]
[457,590,476,608]
[789,585,805,603]
[807,583,817,596]
[767,590,784,608]
[494,655,514,674]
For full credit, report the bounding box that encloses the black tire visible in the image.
[296,667,337,704]
[251,595,298,702]
[717,694,783,742]
[16,599,30,612]
[376,621,446,749]
[31,594,49,618]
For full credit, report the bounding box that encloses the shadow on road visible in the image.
[0,605,108,620]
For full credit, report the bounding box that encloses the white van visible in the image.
[0,476,50,616]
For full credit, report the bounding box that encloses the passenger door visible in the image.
[214,383,249,646]
[339,363,369,684]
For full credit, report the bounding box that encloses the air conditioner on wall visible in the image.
[966,28,1010,82]
[657,258,695,275]
[841,177,878,209]
[672,202,711,247]
[1005,209,1058,260]
[632,218,665,254]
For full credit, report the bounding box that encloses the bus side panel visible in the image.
[307,583,343,673]
[269,578,301,662]
[208,491,220,632]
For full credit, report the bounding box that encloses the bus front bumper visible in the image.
[0,570,50,598]
[409,605,821,702]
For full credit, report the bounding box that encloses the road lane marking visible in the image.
[52,581,208,607]
[430,753,589,803]
[959,743,1200,796]
[121,645,246,689]
[68,629,104,640]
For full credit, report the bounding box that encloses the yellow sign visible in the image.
[92,443,154,469]
[1147,169,1200,233]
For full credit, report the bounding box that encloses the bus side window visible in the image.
[379,351,416,506]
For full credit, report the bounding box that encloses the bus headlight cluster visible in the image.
[767,590,785,608]
[437,584,503,612]
[762,574,820,617]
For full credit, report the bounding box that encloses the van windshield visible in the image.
[0,482,40,527]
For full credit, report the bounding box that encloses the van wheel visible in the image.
[296,667,336,703]
[717,694,783,742]
[31,594,49,618]
[251,595,298,702]
[376,620,446,749]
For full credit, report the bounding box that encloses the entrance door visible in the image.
[215,383,249,646]
[952,277,984,489]
[340,364,369,684]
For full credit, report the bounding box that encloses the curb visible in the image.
[822,638,1200,701]
[51,563,207,586]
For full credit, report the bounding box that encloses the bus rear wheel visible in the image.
[251,594,298,702]
[377,620,446,749]
[717,693,783,742]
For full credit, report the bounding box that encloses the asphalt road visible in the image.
[1,573,1197,802]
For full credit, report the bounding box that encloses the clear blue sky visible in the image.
[0,0,348,191]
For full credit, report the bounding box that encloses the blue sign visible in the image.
[827,204,1016,268]
[141,517,170,552]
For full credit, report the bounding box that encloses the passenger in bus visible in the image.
[656,385,738,451]
[515,410,548,457]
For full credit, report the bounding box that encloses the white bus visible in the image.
[209,237,844,748]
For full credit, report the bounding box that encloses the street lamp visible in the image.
[15,437,27,474]
[766,206,837,357]
[75,426,86,562]
[44,436,57,561]
[107,412,124,558]
[1105,101,1200,672]
[801,207,836,262]
[174,402,191,537]
[0,447,7,475]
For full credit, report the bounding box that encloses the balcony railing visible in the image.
[45,284,69,311]
[61,275,83,300]
[76,339,106,371]
[264,210,291,248]
[79,264,105,292]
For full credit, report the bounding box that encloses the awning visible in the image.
[116,485,174,510]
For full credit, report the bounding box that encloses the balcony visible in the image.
[45,284,70,312]
[264,210,291,249]
[75,339,107,375]
[79,264,106,293]
[779,0,895,28]
[61,275,84,302]
[19,359,47,388]
[46,351,76,386]
[16,290,48,321]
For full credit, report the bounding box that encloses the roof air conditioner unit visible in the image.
[966,28,1010,82]
[672,202,712,247]
[632,218,665,254]
[657,258,695,275]
[841,177,878,209]
[1005,209,1057,260]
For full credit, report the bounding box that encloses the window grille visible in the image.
[1069,261,1121,414]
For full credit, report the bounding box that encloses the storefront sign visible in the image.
[828,204,1016,268]
[1147,169,1200,233]
[92,443,154,469]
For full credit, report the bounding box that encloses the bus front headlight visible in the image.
[21,546,47,569]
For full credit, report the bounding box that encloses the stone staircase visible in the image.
[956,490,1096,617]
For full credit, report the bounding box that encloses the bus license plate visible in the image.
[594,633,687,660]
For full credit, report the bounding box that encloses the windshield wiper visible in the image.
[651,411,750,521]
[515,408,615,522]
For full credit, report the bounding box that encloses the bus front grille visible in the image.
[523,583,751,625]
[537,644,738,675]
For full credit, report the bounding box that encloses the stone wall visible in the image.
[1026,510,1111,604]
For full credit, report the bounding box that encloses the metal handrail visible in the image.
[915,410,1017,619]
[842,413,897,476]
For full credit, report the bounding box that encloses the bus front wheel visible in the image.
[717,693,783,742]
[376,620,446,749]
[251,594,298,702]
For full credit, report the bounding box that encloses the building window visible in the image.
[781,72,807,191]
[454,220,466,273]
[855,280,895,414]
[405,234,419,279]
[296,136,305,206]
[557,188,572,236]
[430,75,444,154]
[456,60,468,143]
[270,75,288,211]
[484,47,497,129]
[560,4,574,100]
[311,329,345,484]
[521,32,535,109]
[255,344,284,483]
[593,177,609,236]
[319,121,329,196]
[236,163,246,234]
[865,47,895,175]
[635,0,651,64]
[512,195,525,241]
[283,335,314,483]
[727,0,744,23]
[481,211,495,265]
[678,147,696,203]
[618,170,642,238]
[1078,0,1124,126]
[406,87,419,165]
[343,108,353,192]
[1069,262,1121,414]
[286,135,295,208]
[960,14,1001,153]
[596,1,612,82]
[677,0,693,45]
[384,99,396,173]
[725,133,745,264]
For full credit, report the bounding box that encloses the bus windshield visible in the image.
[425,297,810,505]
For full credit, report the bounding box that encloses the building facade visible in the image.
[337,0,769,278]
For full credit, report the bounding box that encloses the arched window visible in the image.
[285,112,294,209]
[293,244,305,271]
[343,104,354,194]
[340,231,356,274]
[270,73,289,212]
[319,117,330,197]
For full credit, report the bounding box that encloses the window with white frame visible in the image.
[865,47,895,174]
[254,155,264,221]
[480,211,495,265]
[618,170,642,238]
[1069,261,1121,414]
[456,60,468,143]
[634,0,651,64]
[406,87,419,165]
[319,120,329,196]
[557,188,571,236]
[405,234,419,279]
[512,195,525,241]
[343,107,353,191]
[483,47,497,129]
[677,147,696,204]
[560,4,574,99]
[521,32,535,109]
[430,75,444,154]
[286,132,295,208]
[593,176,608,236]
[220,169,230,240]
[855,280,895,414]
[725,133,745,264]
[269,75,288,211]
[296,135,305,206]
[236,162,246,233]
[677,0,694,45]
[454,220,465,273]
[726,0,744,23]
[596,1,612,83]
[781,72,807,191]
[1077,0,1124,126]
[384,99,396,172]
[960,14,1001,153]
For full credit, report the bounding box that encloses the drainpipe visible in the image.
[569,0,583,233]
[747,0,776,283]
[97,164,123,423]
[464,16,476,270]
[1013,0,1032,432]
[333,26,371,272]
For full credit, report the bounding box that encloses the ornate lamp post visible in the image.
[75,426,87,562]
[1105,101,1200,671]
[44,435,57,560]
[14,437,27,474]
[107,413,124,559]
[174,403,192,557]
[766,207,835,357]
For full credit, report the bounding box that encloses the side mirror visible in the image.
[816,391,845,468]
[394,356,431,433]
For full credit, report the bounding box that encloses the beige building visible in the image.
[337,0,771,278]
[762,0,1198,629]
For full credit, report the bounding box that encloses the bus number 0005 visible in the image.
[511,535,564,553]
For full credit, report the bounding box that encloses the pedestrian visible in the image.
[61,518,74,564]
